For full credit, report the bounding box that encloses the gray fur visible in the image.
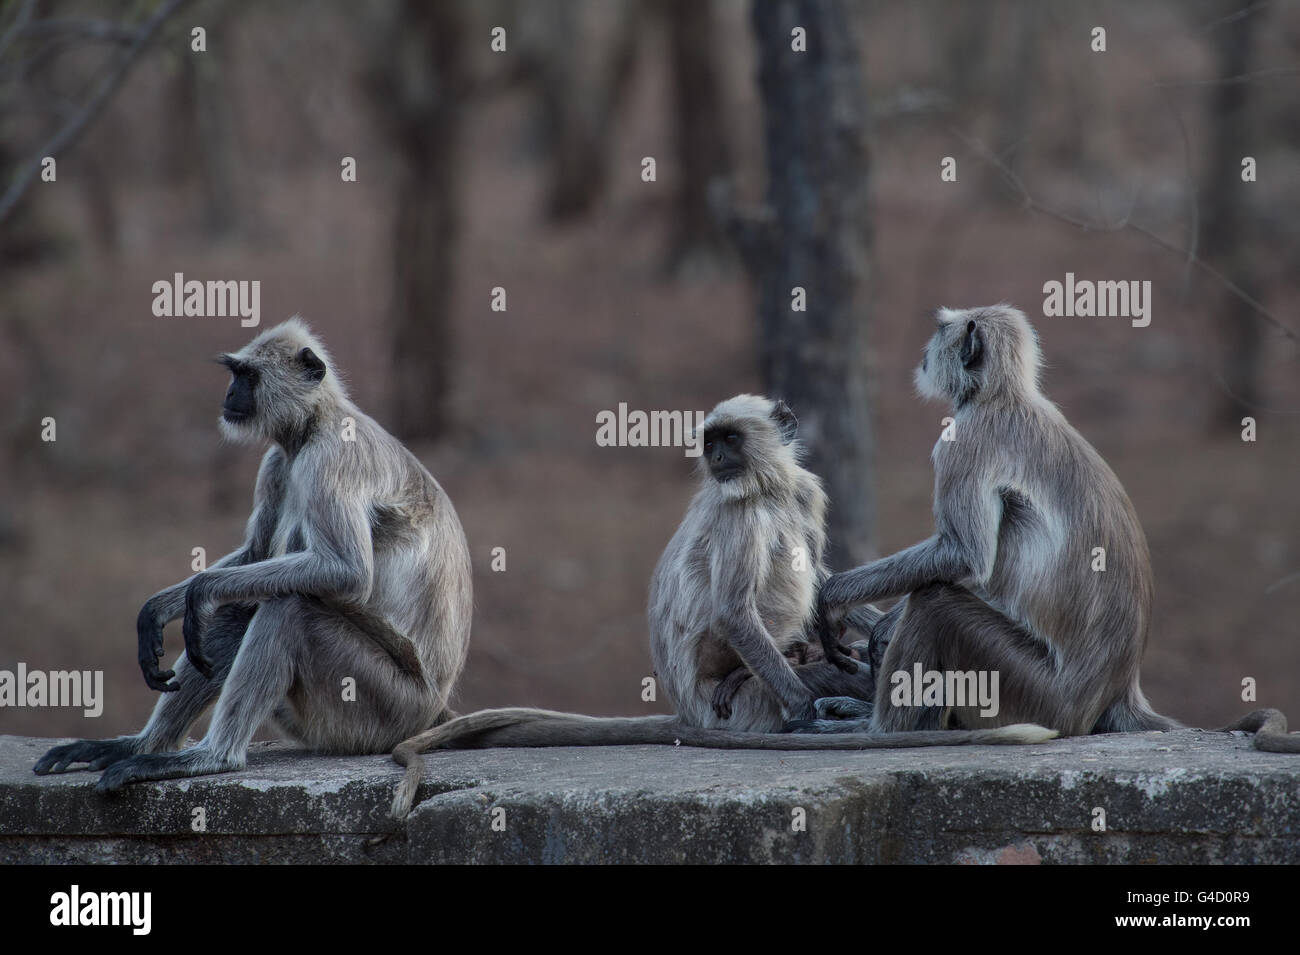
[34,318,473,789]
[814,305,1178,736]
[1220,709,1300,752]
[390,394,1051,820]
[649,394,839,730]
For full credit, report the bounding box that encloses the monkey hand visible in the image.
[711,667,753,720]
[815,599,857,673]
[136,601,177,692]
[182,577,217,679]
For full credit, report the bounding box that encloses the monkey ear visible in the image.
[960,321,983,369]
[300,347,327,383]
[771,400,799,444]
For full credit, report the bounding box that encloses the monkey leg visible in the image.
[95,599,299,790]
[871,583,1069,734]
[137,603,256,750]
[33,603,253,776]
[280,601,437,754]
[97,597,438,790]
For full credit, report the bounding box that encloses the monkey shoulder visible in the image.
[790,468,827,510]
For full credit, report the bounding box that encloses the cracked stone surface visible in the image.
[2,730,1296,863]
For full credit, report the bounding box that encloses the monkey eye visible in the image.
[725,432,739,445]
[703,440,713,452]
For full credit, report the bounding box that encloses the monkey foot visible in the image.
[33,738,138,776]
[94,749,239,791]
[814,696,874,721]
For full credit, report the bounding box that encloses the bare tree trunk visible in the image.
[942,0,993,111]
[1202,3,1262,426]
[664,0,732,272]
[78,142,119,253]
[991,1,1038,184]
[369,1,464,441]
[193,47,239,239]
[160,19,238,238]
[736,0,874,568]
[521,0,639,222]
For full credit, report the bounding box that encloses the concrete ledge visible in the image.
[1,730,1296,863]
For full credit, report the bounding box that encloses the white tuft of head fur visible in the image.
[217,316,346,446]
[696,394,801,500]
[914,304,1042,407]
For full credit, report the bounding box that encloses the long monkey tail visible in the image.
[388,707,1057,819]
[390,710,683,818]
[1220,708,1300,753]
[390,706,459,820]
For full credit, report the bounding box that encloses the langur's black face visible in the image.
[704,426,746,482]
[219,359,258,424]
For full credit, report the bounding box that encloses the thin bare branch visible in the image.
[1153,83,1199,292]
[0,0,37,61]
[18,17,138,43]
[1200,0,1276,33]
[949,127,1298,346]
[0,0,192,224]
[1264,570,1300,595]
[1155,66,1300,87]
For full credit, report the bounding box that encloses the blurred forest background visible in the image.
[1,0,1297,740]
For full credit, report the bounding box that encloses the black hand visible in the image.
[816,600,857,672]
[136,602,177,691]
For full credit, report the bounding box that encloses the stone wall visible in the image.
[2,730,1296,864]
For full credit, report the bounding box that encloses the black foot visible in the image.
[95,750,232,791]
[34,738,136,775]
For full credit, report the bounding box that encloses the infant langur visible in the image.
[390,395,1052,819]
[808,305,1294,752]
[35,319,473,789]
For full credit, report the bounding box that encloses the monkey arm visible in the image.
[710,534,815,721]
[714,603,815,721]
[179,492,374,677]
[820,536,963,612]
[136,450,287,691]
[817,473,1003,668]
[138,548,258,628]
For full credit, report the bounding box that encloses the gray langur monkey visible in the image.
[390,395,1053,819]
[808,305,1297,753]
[34,318,473,789]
